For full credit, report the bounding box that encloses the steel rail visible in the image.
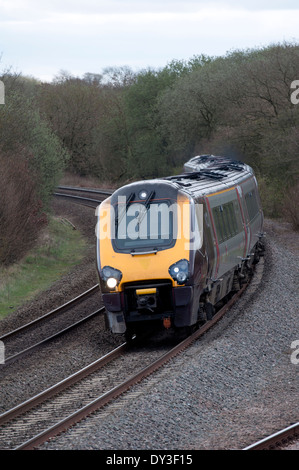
[243,422,299,450]
[57,185,113,196]
[4,307,104,365]
[0,342,127,427]
[53,192,103,207]
[0,284,99,342]
[53,185,113,208]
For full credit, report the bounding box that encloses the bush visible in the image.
[29,112,69,208]
[0,74,69,265]
[0,149,46,265]
[282,182,299,230]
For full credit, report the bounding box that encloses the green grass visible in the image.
[0,217,88,319]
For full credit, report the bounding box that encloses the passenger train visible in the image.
[96,154,264,341]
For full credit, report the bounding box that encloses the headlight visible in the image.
[106,277,118,289]
[169,259,189,284]
[100,266,122,288]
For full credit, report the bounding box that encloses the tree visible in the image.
[0,71,69,264]
[39,72,103,175]
[123,66,187,178]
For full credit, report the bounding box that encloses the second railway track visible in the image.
[53,185,113,209]
[0,185,115,364]
[0,285,103,364]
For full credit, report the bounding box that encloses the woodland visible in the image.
[1,42,298,264]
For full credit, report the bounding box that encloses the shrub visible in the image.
[282,182,299,231]
[0,74,69,265]
[0,149,46,265]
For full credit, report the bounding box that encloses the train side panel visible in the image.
[206,186,246,279]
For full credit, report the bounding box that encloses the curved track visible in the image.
[2,185,288,451]
[54,185,113,208]
[0,286,103,364]
[0,263,260,449]
[244,422,299,450]
[0,185,114,362]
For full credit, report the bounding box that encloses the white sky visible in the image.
[0,0,299,82]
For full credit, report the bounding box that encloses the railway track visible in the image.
[0,265,259,450]
[0,285,103,364]
[0,342,129,449]
[54,185,113,208]
[57,185,113,196]
[244,422,299,450]
[1,185,283,451]
[0,185,115,363]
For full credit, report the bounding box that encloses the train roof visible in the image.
[110,155,256,203]
[163,154,255,197]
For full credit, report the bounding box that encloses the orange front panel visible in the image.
[97,193,191,290]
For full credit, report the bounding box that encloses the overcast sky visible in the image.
[1,0,299,82]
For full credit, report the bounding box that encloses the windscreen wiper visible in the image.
[130,248,158,256]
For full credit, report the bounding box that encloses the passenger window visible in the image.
[212,201,242,243]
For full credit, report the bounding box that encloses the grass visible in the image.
[0,217,88,319]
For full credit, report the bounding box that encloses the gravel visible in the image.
[40,218,299,450]
[1,198,298,450]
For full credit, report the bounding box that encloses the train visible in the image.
[96,154,265,341]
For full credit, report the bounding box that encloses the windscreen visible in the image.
[114,201,175,251]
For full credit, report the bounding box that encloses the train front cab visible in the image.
[96,181,205,339]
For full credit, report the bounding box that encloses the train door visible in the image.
[235,184,251,258]
[203,195,219,283]
[207,188,245,279]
